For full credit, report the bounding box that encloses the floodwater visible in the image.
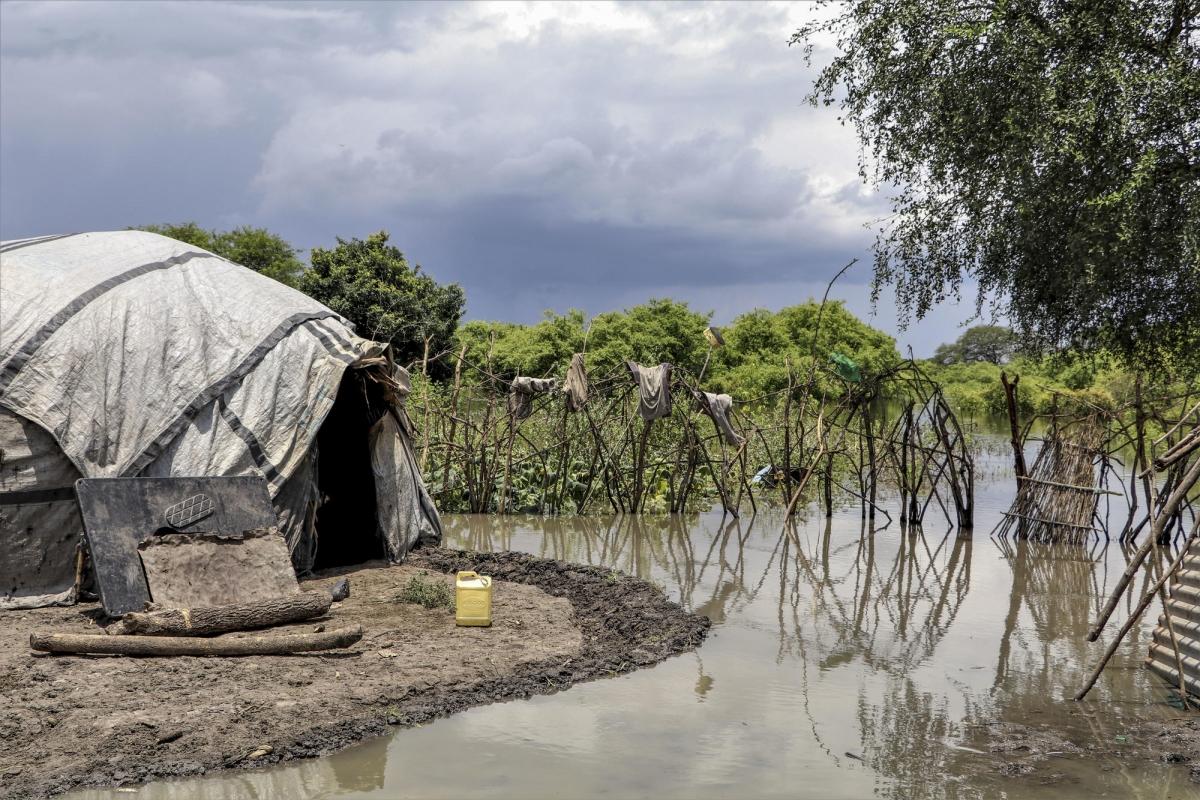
[68,436,1195,800]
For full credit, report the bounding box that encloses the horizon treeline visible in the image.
[134,221,1156,417]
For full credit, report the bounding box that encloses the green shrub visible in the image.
[397,573,455,610]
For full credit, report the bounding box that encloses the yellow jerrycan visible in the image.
[455,571,493,627]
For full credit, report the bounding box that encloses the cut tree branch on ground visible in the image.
[30,626,363,657]
[105,591,334,637]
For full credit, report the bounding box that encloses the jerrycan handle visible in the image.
[457,571,479,581]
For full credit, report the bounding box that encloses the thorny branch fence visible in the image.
[403,348,976,532]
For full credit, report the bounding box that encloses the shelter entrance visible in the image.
[312,370,388,570]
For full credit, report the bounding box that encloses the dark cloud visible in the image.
[0,0,973,354]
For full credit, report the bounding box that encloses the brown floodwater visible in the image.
[66,436,1195,799]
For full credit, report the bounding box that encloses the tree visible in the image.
[299,232,465,375]
[137,222,215,252]
[932,325,1019,365]
[452,297,898,400]
[455,312,587,379]
[792,1,1200,369]
[585,298,712,377]
[211,227,304,286]
[136,222,304,287]
[712,300,901,398]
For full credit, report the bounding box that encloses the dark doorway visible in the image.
[312,370,387,569]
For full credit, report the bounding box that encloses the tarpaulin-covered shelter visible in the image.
[0,231,441,610]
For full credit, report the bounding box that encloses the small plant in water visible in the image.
[397,573,455,610]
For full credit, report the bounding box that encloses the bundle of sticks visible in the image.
[992,420,1110,544]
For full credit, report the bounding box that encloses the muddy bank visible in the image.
[981,717,1200,783]
[926,715,1200,791]
[0,548,709,800]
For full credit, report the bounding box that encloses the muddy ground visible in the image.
[0,547,710,800]
[970,716,1200,786]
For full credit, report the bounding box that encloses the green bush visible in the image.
[397,574,455,610]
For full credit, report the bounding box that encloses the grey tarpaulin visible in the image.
[563,353,588,412]
[508,377,557,422]
[0,230,443,609]
[694,391,744,446]
[0,407,82,609]
[626,361,673,421]
[372,376,442,558]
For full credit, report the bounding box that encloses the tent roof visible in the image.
[0,230,369,480]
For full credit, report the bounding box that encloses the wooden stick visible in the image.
[31,626,363,657]
[1075,534,1195,700]
[1088,456,1200,641]
[1015,475,1121,495]
[1151,424,1200,473]
[1000,371,1027,482]
[106,591,334,637]
[999,511,1097,531]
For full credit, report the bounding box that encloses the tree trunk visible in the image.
[863,397,877,521]
[31,626,362,657]
[1000,371,1026,481]
[106,591,333,637]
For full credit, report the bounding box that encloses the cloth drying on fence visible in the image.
[694,391,744,446]
[626,361,673,421]
[829,352,861,383]
[508,377,557,421]
[563,353,589,412]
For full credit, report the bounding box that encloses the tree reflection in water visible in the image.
[439,510,1181,799]
[76,510,1184,800]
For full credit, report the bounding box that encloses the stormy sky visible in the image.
[0,1,981,354]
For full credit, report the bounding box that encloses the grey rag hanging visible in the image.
[626,361,673,421]
[508,376,557,421]
[694,390,744,446]
[563,353,589,412]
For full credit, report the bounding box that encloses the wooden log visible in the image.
[30,626,362,657]
[106,591,334,637]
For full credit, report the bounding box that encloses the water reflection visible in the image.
[66,736,389,800]
[69,488,1187,799]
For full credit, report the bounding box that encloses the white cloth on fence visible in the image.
[626,361,672,421]
[508,376,557,421]
[563,353,588,412]
[695,391,744,446]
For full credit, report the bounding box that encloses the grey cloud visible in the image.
[0,0,970,356]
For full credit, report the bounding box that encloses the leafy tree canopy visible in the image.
[136,222,304,286]
[456,298,900,404]
[457,300,712,382]
[932,325,1020,365]
[792,0,1200,370]
[586,299,712,377]
[299,232,465,375]
[456,311,587,379]
[711,300,901,399]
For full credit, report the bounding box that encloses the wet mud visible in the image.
[0,547,709,799]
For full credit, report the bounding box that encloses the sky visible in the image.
[0,0,983,356]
